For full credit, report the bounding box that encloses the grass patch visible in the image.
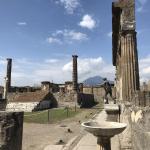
[24,108,80,124]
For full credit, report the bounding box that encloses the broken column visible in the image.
[72,55,78,93]
[3,58,12,99]
[112,0,140,102]
[6,58,12,92]
[0,111,24,150]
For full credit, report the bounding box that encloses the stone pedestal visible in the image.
[0,111,24,150]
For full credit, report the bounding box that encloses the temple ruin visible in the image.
[112,0,140,102]
[112,1,150,150]
[0,0,150,149]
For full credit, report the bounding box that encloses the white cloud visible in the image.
[45,59,59,63]
[65,30,88,40]
[0,56,115,86]
[63,57,115,81]
[0,57,6,65]
[138,0,147,5]
[139,55,150,82]
[137,0,148,12]
[79,14,96,30]
[47,29,88,44]
[56,0,80,14]
[47,37,62,44]
[137,7,143,12]
[17,22,27,26]
[1,55,150,86]
[107,32,112,38]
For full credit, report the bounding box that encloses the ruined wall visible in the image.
[0,99,7,110]
[53,92,75,107]
[77,93,95,108]
[53,92,95,108]
[0,111,24,150]
[6,100,54,112]
[120,105,150,150]
[83,87,116,101]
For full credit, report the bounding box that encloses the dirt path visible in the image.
[22,108,100,150]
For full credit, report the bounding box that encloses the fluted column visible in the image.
[72,55,78,92]
[120,31,140,101]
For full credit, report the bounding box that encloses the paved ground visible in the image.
[42,105,120,150]
[23,105,121,150]
[72,133,119,150]
[22,108,99,150]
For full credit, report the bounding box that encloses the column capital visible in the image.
[120,30,137,36]
[72,55,78,58]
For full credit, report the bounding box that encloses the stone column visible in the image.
[121,31,140,101]
[72,55,78,93]
[0,111,24,150]
[3,77,8,99]
[6,58,12,93]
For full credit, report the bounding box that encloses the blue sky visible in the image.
[0,0,150,86]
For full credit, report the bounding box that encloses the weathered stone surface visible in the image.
[0,111,24,150]
[83,86,116,102]
[119,105,150,150]
[6,58,12,93]
[112,0,140,102]
[53,92,96,108]
[0,99,7,111]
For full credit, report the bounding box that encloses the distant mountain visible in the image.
[83,76,104,86]
[83,76,114,86]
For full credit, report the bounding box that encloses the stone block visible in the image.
[0,111,24,150]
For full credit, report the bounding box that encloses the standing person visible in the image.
[102,78,114,104]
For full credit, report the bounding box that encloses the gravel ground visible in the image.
[22,108,99,150]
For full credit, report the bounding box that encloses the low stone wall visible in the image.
[6,100,52,112]
[83,87,116,102]
[53,93,75,107]
[0,111,24,150]
[77,93,95,108]
[120,105,150,150]
[53,92,96,108]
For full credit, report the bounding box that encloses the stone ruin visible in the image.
[0,0,150,149]
[112,0,150,150]
[112,0,140,102]
[0,112,23,150]
[0,58,24,150]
